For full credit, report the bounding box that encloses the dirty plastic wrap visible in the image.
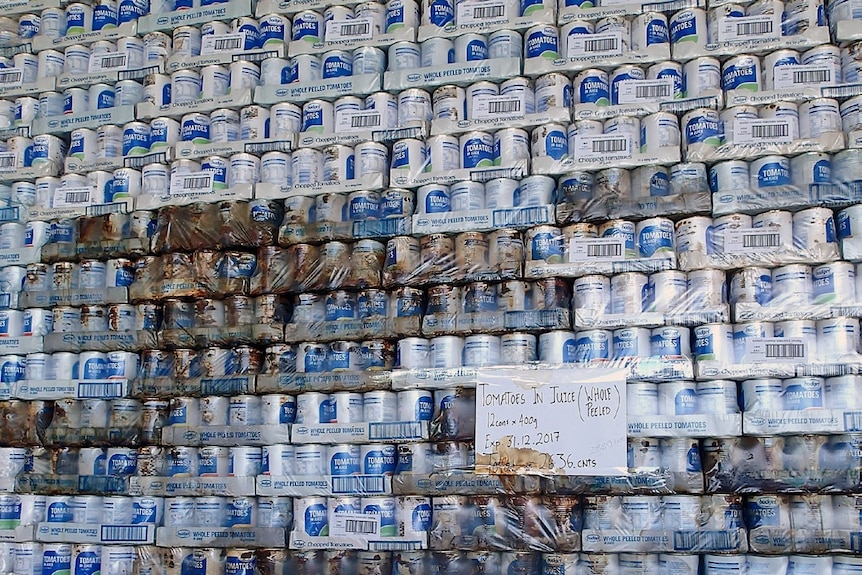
[555,163,713,224]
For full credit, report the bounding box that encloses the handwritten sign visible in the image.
[474,367,627,476]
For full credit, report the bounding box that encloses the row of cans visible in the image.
[387,113,679,172]
[0,492,163,527]
[139,342,393,377]
[0,306,145,336]
[4,546,862,575]
[19,1,154,41]
[0,351,138,385]
[154,445,401,478]
[681,107,839,154]
[0,543,142,575]
[692,318,861,366]
[0,352,139,383]
[17,494,164,526]
[522,2,821,64]
[678,207,839,262]
[575,263,861,314]
[569,46,845,104]
[627,375,862,417]
[15,259,136,292]
[28,441,471,477]
[164,389,431,426]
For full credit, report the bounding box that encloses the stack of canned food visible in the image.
[6,0,862,572]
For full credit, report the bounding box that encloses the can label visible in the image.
[575,332,607,362]
[670,11,700,43]
[363,446,397,475]
[74,551,101,575]
[577,72,610,106]
[685,112,722,146]
[303,501,327,535]
[461,135,494,168]
[755,160,791,187]
[637,221,674,257]
[784,379,823,409]
[525,26,558,60]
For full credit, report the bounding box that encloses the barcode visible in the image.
[101,55,126,68]
[353,218,407,237]
[588,243,622,257]
[743,233,780,247]
[844,411,862,432]
[78,382,124,398]
[0,206,15,221]
[673,530,738,551]
[765,343,805,358]
[585,38,618,52]
[183,176,212,189]
[737,20,772,35]
[345,519,378,534]
[673,531,699,550]
[65,191,90,204]
[87,202,126,216]
[492,206,549,227]
[704,531,737,551]
[215,37,243,51]
[331,475,385,493]
[373,542,421,551]
[636,84,671,99]
[233,51,272,63]
[823,84,862,98]
[352,114,381,128]
[0,156,16,168]
[0,70,21,84]
[245,141,292,154]
[752,123,788,138]
[100,525,149,542]
[471,167,524,181]
[473,4,504,17]
[0,294,11,309]
[793,69,830,84]
[489,99,520,114]
[340,22,369,36]
[592,139,627,153]
[661,96,719,113]
[504,309,564,330]
[368,421,422,440]
[645,0,693,11]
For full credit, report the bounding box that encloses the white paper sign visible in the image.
[724,228,785,253]
[457,1,508,25]
[472,95,526,119]
[733,118,794,144]
[773,64,834,90]
[201,33,247,55]
[569,237,626,262]
[169,171,214,197]
[746,337,807,362]
[0,152,17,171]
[329,512,381,537]
[616,79,675,104]
[567,32,623,58]
[324,18,375,42]
[336,110,382,132]
[0,68,23,87]
[88,51,128,73]
[574,134,631,159]
[53,186,92,208]
[718,14,781,42]
[475,367,627,476]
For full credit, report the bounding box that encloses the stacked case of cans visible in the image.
[5,0,862,572]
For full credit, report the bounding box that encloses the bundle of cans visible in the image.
[7,0,862,572]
